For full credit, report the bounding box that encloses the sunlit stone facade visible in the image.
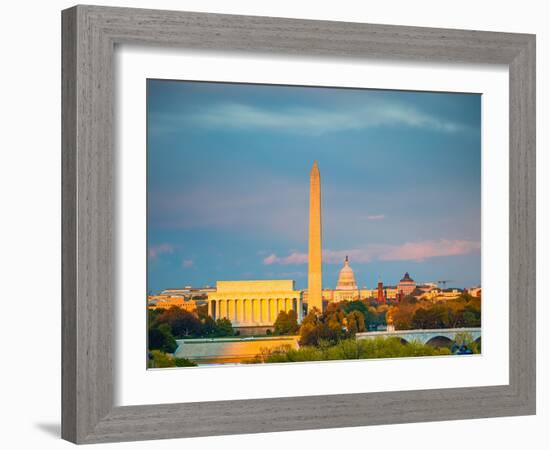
[206,280,303,328]
[335,256,358,290]
[323,256,363,302]
[307,161,323,312]
[316,257,397,303]
[147,295,197,312]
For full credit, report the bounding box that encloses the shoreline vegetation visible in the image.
[246,337,451,364]
[147,294,481,368]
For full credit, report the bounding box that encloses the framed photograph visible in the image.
[62,5,535,444]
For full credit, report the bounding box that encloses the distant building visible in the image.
[323,256,362,302]
[467,287,482,297]
[416,283,438,294]
[147,295,197,312]
[160,285,216,300]
[376,279,386,304]
[317,258,404,305]
[420,288,464,302]
[336,256,358,290]
[397,272,416,296]
[317,257,385,303]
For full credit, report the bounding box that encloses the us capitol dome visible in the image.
[335,256,358,291]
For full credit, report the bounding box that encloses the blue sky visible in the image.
[147,80,481,294]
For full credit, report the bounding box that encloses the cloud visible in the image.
[148,243,174,261]
[263,252,308,265]
[182,259,194,268]
[378,239,481,262]
[151,100,469,136]
[367,214,385,221]
[262,239,480,265]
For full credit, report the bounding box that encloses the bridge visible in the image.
[356,328,481,347]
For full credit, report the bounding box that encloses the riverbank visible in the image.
[174,335,300,364]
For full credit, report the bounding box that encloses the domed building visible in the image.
[319,256,363,303]
[397,272,416,296]
[336,256,358,290]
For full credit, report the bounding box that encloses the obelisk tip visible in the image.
[311,160,319,175]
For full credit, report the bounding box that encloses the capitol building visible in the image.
[305,257,416,305]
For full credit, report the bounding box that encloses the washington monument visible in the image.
[308,161,323,312]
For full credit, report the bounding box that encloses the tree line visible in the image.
[388,294,481,330]
[247,336,454,364]
[148,307,234,354]
[148,293,481,366]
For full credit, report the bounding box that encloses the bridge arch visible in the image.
[356,328,481,349]
[474,336,482,351]
[426,336,454,348]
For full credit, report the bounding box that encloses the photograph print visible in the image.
[146,79,482,368]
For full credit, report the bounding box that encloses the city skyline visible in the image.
[147,80,481,294]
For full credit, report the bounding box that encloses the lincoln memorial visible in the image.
[207,280,303,331]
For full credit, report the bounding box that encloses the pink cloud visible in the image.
[263,252,308,265]
[148,243,174,261]
[262,239,480,265]
[367,214,385,221]
[182,259,194,268]
[379,239,481,262]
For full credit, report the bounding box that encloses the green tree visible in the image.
[148,323,178,353]
[443,306,465,328]
[273,311,288,335]
[148,350,198,368]
[214,318,234,337]
[346,310,366,336]
[391,304,416,330]
[463,311,478,327]
[301,308,321,327]
[299,322,338,347]
[248,337,452,364]
[274,310,299,335]
[153,306,202,337]
[463,302,481,326]
[174,357,198,367]
[343,300,369,315]
[147,307,164,324]
[454,331,474,348]
[401,295,418,305]
[342,300,377,328]
[200,316,217,336]
[412,306,447,329]
[148,350,176,368]
[195,303,209,320]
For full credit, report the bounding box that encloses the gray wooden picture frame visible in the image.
[61,4,536,444]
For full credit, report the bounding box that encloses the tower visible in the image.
[377,277,386,304]
[307,161,323,313]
